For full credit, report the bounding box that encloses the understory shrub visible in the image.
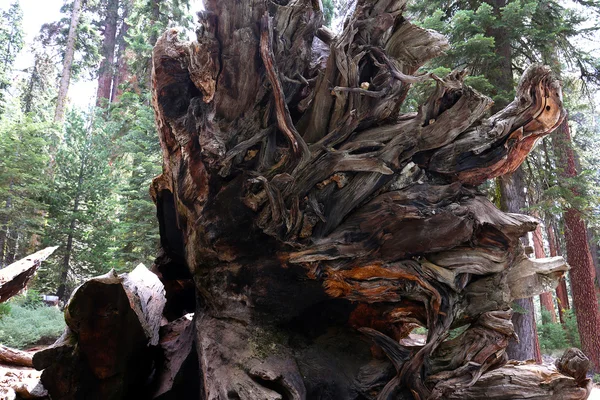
[537,309,581,353]
[0,302,65,349]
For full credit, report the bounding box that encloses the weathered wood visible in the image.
[152,313,196,399]
[25,0,587,399]
[446,360,592,399]
[34,265,166,400]
[0,345,33,368]
[0,246,57,303]
[144,0,579,397]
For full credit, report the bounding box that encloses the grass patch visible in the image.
[0,302,65,349]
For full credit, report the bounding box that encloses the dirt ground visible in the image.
[0,348,598,399]
[0,364,43,400]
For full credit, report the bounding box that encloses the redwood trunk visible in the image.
[110,3,131,103]
[534,220,558,323]
[96,0,119,106]
[553,118,600,371]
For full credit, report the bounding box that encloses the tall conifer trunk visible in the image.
[54,0,83,123]
[499,168,542,363]
[534,220,558,323]
[96,0,119,106]
[552,118,600,371]
[110,2,131,103]
[486,0,541,362]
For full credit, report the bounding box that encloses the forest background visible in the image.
[1,0,600,368]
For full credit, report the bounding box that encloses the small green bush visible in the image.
[537,309,581,353]
[0,303,65,349]
[538,321,569,352]
[0,302,10,319]
[12,289,43,309]
[563,309,581,349]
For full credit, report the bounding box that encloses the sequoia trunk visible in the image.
[534,219,558,323]
[96,0,119,106]
[552,118,600,371]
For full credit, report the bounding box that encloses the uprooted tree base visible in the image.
[35,1,592,399]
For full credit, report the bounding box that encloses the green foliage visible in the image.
[38,1,101,81]
[0,303,65,349]
[0,302,10,319]
[538,310,569,352]
[408,0,600,109]
[37,109,120,294]
[537,309,581,353]
[108,92,161,268]
[322,0,335,27]
[0,1,25,115]
[12,289,44,309]
[0,105,56,265]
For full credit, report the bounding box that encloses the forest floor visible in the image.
[0,344,599,399]
[0,363,43,399]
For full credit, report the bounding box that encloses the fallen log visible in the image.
[152,313,197,399]
[0,247,57,303]
[34,264,166,400]
[0,345,33,368]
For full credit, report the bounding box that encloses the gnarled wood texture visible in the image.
[34,1,589,400]
[143,0,586,399]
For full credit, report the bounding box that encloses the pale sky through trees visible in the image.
[3,0,203,109]
[2,0,599,112]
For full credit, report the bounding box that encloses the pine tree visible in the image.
[0,103,55,267]
[96,0,120,105]
[41,110,119,300]
[54,0,84,123]
[0,1,25,116]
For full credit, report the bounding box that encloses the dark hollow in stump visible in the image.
[145,0,592,399]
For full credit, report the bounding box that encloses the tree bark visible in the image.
[499,167,543,363]
[143,2,576,398]
[552,118,600,371]
[54,0,83,123]
[0,186,12,267]
[96,0,120,106]
[110,1,131,103]
[533,219,558,323]
[548,220,570,325]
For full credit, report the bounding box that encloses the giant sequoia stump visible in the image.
[146,1,588,399]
